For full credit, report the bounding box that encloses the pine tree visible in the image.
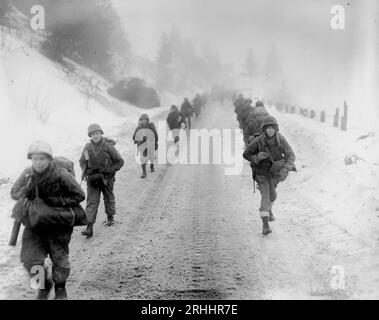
[264,44,286,100]
[0,0,11,26]
[41,0,130,79]
[156,32,173,91]
[245,48,257,78]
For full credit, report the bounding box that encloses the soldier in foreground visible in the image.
[243,116,296,235]
[80,124,124,237]
[10,141,85,299]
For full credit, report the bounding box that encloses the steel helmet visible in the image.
[255,100,264,107]
[88,123,104,137]
[254,106,268,115]
[139,113,149,121]
[261,115,279,131]
[27,141,53,160]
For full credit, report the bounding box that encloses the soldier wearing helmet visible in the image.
[132,114,159,178]
[243,106,269,145]
[243,116,296,235]
[255,100,264,108]
[180,98,194,129]
[10,141,85,299]
[80,124,124,237]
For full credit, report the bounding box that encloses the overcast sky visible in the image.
[112,0,378,115]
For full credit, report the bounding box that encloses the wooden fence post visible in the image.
[341,101,348,131]
[320,111,325,122]
[333,108,339,127]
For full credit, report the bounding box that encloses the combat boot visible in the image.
[81,223,93,237]
[105,215,114,226]
[150,164,155,173]
[36,277,54,300]
[141,164,147,179]
[261,216,272,235]
[54,284,68,300]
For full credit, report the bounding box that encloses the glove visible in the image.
[257,152,268,161]
[279,167,289,181]
[142,136,147,142]
[250,155,259,165]
[174,136,179,143]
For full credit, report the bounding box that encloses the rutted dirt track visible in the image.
[5,102,379,299]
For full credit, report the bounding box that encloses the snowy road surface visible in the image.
[2,102,379,299]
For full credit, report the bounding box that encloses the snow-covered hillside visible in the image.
[269,105,379,249]
[0,35,170,180]
[0,32,173,298]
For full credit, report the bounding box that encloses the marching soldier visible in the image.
[10,141,85,299]
[243,116,296,235]
[80,124,124,237]
[133,114,159,179]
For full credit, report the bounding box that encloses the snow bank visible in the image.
[270,106,379,248]
[0,35,170,180]
[0,32,173,297]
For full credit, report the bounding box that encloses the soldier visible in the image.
[80,124,124,237]
[10,141,85,299]
[238,99,254,130]
[180,98,194,129]
[133,114,159,179]
[243,116,296,235]
[192,94,202,118]
[233,94,245,121]
[243,101,269,146]
[167,105,186,144]
[167,105,180,130]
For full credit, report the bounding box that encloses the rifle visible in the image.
[81,150,89,186]
[9,221,21,246]
[250,162,257,194]
[80,162,88,186]
[9,197,28,246]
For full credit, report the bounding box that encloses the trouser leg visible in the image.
[86,183,101,224]
[102,179,116,218]
[21,228,47,274]
[20,228,53,297]
[47,229,72,286]
[269,177,279,203]
[256,175,272,216]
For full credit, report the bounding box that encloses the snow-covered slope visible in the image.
[269,106,379,249]
[0,35,168,179]
[0,32,172,297]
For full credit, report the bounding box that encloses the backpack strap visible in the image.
[276,132,282,147]
[257,136,263,153]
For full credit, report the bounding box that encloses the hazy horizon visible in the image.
[113,0,378,123]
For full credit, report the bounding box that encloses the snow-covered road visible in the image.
[3,102,379,299]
